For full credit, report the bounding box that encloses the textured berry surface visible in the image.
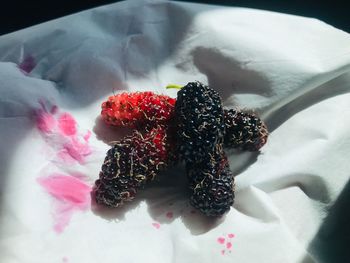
[224,109,268,151]
[101,92,176,128]
[101,91,268,152]
[187,145,235,216]
[175,81,225,163]
[93,125,174,207]
[173,81,235,216]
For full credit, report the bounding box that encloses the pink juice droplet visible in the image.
[152,222,161,229]
[217,237,225,244]
[37,173,92,233]
[166,212,173,219]
[228,233,235,238]
[226,242,232,249]
[221,250,225,255]
[62,256,68,263]
[58,113,77,136]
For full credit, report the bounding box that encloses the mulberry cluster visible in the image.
[94,83,268,216]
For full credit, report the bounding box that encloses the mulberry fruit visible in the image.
[101,92,176,128]
[172,81,234,216]
[187,145,235,216]
[224,109,268,151]
[93,125,173,207]
[174,81,225,163]
[101,90,268,152]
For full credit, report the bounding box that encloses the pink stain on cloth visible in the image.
[36,111,56,134]
[35,103,92,164]
[58,113,77,136]
[217,237,225,244]
[152,222,161,229]
[37,173,92,233]
[19,55,36,74]
[166,211,173,219]
[217,233,235,255]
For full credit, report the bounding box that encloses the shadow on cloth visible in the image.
[90,163,227,235]
[38,1,212,108]
[265,71,350,132]
[304,179,350,263]
[93,116,132,145]
[192,47,273,103]
[91,114,263,235]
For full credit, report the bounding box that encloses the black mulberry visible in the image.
[174,81,225,163]
[188,145,235,216]
[224,109,268,151]
[93,125,173,207]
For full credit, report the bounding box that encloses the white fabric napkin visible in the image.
[1,0,349,262]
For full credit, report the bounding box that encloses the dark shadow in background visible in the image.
[0,1,348,35]
[306,179,350,263]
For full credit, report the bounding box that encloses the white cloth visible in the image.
[0,0,349,262]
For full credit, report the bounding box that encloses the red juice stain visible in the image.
[221,250,225,255]
[36,110,56,134]
[83,130,92,142]
[62,256,68,262]
[226,242,232,249]
[51,105,59,114]
[166,212,173,219]
[37,173,92,233]
[35,102,92,164]
[19,55,36,74]
[61,137,92,164]
[58,113,77,136]
[190,210,196,214]
[217,237,225,244]
[152,222,161,229]
[228,233,235,238]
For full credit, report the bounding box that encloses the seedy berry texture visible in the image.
[175,81,225,163]
[101,92,176,128]
[174,81,234,216]
[224,109,268,151]
[187,145,235,216]
[93,125,173,207]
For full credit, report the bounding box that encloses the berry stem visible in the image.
[166,84,183,90]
